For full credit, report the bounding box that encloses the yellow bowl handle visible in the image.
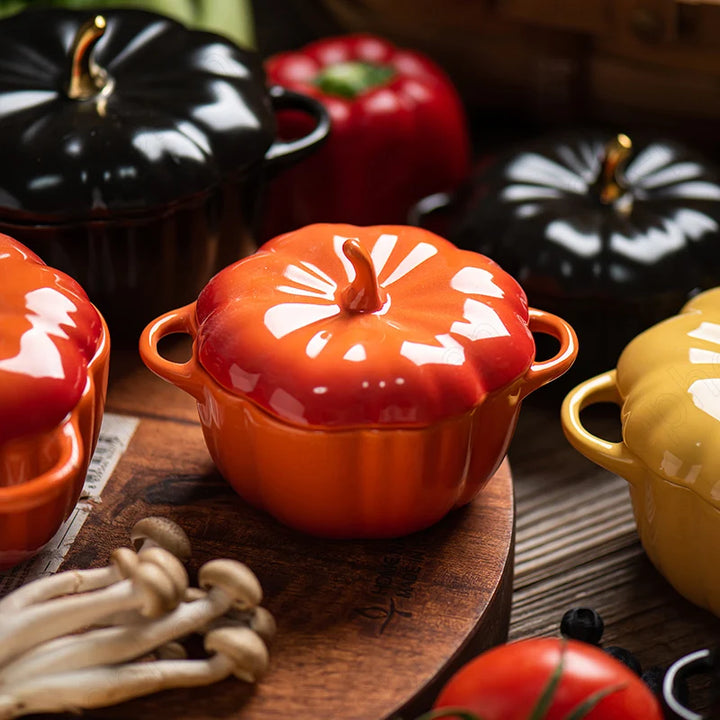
[139,304,206,402]
[522,308,578,397]
[561,370,644,485]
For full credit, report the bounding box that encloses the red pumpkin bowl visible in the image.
[140,224,577,538]
[0,234,109,569]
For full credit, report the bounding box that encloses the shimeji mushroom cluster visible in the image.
[0,517,275,718]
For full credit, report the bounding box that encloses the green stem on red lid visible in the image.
[598,133,633,205]
[314,61,395,99]
[340,239,385,313]
[67,15,110,101]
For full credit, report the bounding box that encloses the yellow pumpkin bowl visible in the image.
[562,287,720,616]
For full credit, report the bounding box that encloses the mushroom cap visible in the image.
[248,607,276,643]
[206,605,277,642]
[155,641,187,660]
[204,626,269,682]
[199,560,262,610]
[138,547,188,600]
[131,553,188,618]
[110,547,140,578]
[130,517,192,562]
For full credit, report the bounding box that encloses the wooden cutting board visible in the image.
[55,352,516,720]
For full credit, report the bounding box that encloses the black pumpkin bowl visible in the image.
[0,8,329,342]
[411,129,720,390]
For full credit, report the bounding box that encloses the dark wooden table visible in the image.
[52,350,516,720]
[509,393,720,715]
[107,349,720,715]
[10,347,720,718]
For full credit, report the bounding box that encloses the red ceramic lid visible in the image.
[0,234,103,444]
[196,224,535,428]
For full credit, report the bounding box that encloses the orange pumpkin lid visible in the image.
[195,224,535,428]
[0,234,103,444]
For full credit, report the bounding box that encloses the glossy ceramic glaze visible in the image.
[0,9,329,338]
[0,235,109,569]
[262,33,470,236]
[1,9,281,217]
[434,131,720,377]
[141,224,577,537]
[562,287,720,615]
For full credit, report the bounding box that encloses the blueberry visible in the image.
[560,607,605,645]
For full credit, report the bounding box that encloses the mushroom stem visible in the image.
[0,561,264,683]
[206,605,277,644]
[340,238,385,313]
[0,566,120,615]
[0,550,186,669]
[66,15,110,101]
[0,517,191,615]
[597,133,633,205]
[0,628,268,719]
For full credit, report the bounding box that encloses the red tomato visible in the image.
[431,638,663,720]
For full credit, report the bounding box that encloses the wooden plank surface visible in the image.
[105,351,720,716]
[46,352,516,720]
[508,395,720,715]
[7,345,720,717]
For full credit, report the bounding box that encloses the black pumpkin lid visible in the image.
[0,8,276,219]
[452,131,720,299]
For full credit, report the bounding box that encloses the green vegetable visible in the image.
[0,0,254,49]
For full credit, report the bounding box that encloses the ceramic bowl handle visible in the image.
[139,304,206,402]
[522,308,578,397]
[1,415,82,513]
[264,85,331,174]
[560,370,644,485]
[46,415,83,500]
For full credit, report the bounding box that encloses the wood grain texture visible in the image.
[12,345,720,718]
[508,397,720,715]
[42,352,516,720]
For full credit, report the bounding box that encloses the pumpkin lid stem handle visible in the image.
[340,239,386,313]
[67,15,110,101]
[598,133,633,205]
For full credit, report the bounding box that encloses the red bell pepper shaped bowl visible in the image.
[0,235,110,570]
[262,34,471,239]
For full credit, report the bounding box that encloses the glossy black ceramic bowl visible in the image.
[0,9,329,340]
[412,130,720,383]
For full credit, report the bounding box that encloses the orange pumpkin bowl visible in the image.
[0,235,110,569]
[140,224,577,538]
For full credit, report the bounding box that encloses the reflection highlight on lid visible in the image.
[0,288,77,380]
[400,334,465,367]
[343,344,366,362]
[264,302,338,339]
[306,330,331,359]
